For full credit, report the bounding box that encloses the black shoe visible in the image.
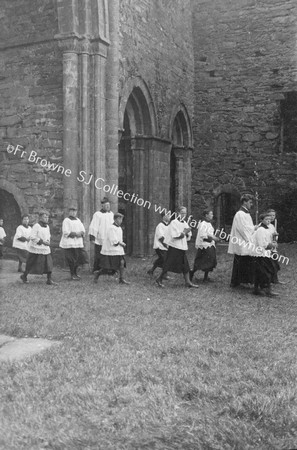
[119,279,130,285]
[94,271,100,283]
[71,275,81,281]
[156,278,165,288]
[265,290,280,297]
[20,274,28,284]
[46,279,58,285]
[163,275,172,280]
[185,283,199,288]
[203,278,214,283]
[253,288,266,296]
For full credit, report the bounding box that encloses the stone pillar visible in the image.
[93,43,108,210]
[146,137,155,254]
[105,0,119,211]
[81,46,90,222]
[133,147,145,257]
[62,49,79,209]
[173,147,185,208]
[146,137,172,254]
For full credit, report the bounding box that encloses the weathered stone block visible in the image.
[0,115,22,127]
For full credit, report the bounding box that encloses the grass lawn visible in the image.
[0,243,297,450]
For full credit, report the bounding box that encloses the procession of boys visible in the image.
[0,193,285,297]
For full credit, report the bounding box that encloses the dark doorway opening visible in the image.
[118,110,133,254]
[118,86,152,256]
[280,91,297,153]
[0,189,21,251]
[169,150,176,213]
[216,192,240,234]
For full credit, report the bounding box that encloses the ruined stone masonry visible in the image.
[0,0,193,257]
[192,0,297,234]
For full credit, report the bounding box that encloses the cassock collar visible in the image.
[39,221,48,228]
[260,223,269,229]
[162,220,169,226]
[68,216,77,221]
[240,206,250,214]
[113,222,120,227]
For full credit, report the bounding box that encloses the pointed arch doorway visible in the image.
[118,84,155,256]
[170,106,193,213]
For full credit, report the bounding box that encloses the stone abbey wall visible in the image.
[2,0,297,253]
[118,0,194,216]
[0,0,194,255]
[119,0,194,139]
[0,0,63,247]
[192,0,297,227]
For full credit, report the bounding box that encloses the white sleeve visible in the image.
[62,219,72,237]
[30,224,41,245]
[235,213,254,242]
[79,219,85,234]
[170,220,181,238]
[155,223,164,242]
[14,225,23,240]
[89,212,101,237]
[108,227,120,246]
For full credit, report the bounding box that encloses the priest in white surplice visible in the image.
[228,194,257,287]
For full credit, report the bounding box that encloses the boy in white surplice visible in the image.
[190,210,220,282]
[94,212,129,285]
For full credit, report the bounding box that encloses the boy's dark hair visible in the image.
[202,209,212,217]
[259,211,271,221]
[114,212,124,220]
[240,193,254,204]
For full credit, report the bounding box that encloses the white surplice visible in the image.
[228,207,255,256]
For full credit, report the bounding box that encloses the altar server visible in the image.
[89,197,114,272]
[156,206,198,288]
[20,211,56,285]
[59,206,88,280]
[94,212,129,285]
[147,211,170,276]
[253,212,278,297]
[190,209,220,282]
[12,214,32,272]
[267,208,282,284]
